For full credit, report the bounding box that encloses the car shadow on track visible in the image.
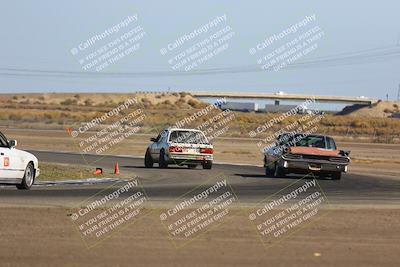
[235,173,332,180]
[121,165,197,170]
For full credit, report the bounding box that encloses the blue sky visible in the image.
[0,0,399,100]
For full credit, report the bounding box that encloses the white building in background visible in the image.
[219,102,258,112]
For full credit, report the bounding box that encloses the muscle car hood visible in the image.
[289,147,340,157]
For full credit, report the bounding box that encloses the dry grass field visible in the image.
[1,93,399,143]
[0,206,399,267]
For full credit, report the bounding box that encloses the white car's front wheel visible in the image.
[144,149,154,168]
[16,163,34,190]
[159,150,168,169]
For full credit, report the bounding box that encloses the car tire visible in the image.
[265,166,274,177]
[202,161,213,170]
[187,164,197,169]
[264,159,274,177]
[144,149,154,168]
[332,172,341,180]
[273,162,286,178]
[16,162,35,190]
[159,150,168,169]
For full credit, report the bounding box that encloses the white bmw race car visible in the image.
[144,128,213,169]
[0,131,40,189]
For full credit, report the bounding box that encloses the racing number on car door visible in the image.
[4,157,9,167]
[0,140,25,179]
[0,147,14,178]
[0,131,12,178]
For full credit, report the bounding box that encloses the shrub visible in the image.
[8,113,22,121]
[60,98,78,105]
[141,97,151,103]
[84,99,94,106]
[175,98,187,108]
[350,120,370,128]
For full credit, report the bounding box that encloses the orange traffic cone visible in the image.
[93,168,103,175]
[114,162,120,175]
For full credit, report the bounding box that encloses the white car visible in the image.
[0,131,40,189]
[144,128,213,169]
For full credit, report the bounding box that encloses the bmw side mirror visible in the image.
[9,139,17,148]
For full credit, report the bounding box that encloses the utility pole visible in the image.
[397,81,400,102]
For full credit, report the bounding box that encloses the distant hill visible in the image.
[0,92,205,109]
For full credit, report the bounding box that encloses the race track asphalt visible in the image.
[1,150,399,206]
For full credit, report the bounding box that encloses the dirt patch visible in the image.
[0,206,398,266]
[339,101,400,118]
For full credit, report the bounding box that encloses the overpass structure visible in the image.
[191,92,379,105]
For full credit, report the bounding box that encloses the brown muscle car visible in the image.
[264,133,350,179]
